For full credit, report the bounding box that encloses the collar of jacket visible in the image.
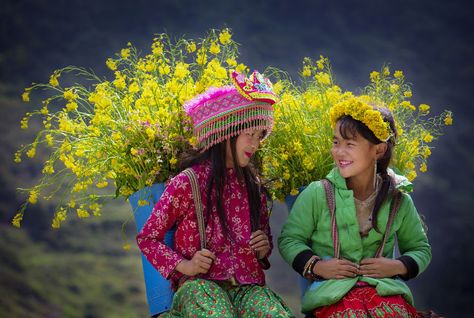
[325,167,413,192]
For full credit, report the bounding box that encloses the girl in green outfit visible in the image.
[278,97,431,317]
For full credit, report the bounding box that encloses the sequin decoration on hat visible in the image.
[184,70,277,151]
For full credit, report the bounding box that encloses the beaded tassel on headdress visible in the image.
[184,70,278,151]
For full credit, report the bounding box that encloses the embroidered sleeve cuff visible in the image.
[292,250,314,276]
[397,255,419,280]
[164,254,185,279]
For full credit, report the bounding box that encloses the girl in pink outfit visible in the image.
[137,71,294,318]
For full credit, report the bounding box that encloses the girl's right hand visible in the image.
[313,258,359,279]
[176,249,216,276]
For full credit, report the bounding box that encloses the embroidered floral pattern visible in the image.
[136,161,271,289]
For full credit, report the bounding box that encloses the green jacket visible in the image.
[278,168,431,312]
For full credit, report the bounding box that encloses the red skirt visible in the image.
[313,282,417,318]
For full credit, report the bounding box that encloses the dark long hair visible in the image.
[179,137,266,237]
[337,107,398,232]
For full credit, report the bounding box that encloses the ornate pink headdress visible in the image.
[184,70,278,151]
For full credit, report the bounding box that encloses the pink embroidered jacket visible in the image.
[136,161,272,290]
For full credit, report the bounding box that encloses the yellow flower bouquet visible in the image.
[260,57,453,201]
[13,28,247,228]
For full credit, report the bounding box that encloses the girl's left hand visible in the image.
[359,257,408,278]
[249,230,270,259]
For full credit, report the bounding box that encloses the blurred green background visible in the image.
[1,0,473,317]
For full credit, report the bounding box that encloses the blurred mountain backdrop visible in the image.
[1,0,473,317]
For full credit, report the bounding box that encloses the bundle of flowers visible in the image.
[260,56,453,201]
[13,28,246,228]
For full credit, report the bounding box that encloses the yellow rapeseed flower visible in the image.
[315,72,331,85]
[316,55,327,70]
[66,102,78,112]
[64,89,78,101]
[119,186,134,197]
[226,58,237,67]
[106,58,117,71]
[236,63,248,73]
[52,208,67,229]
[113,72,127,90]
[42,164,55,174]
[20,116,29,129]
[420,163,428,172]
[400,100,416,111]
[290,188,299,196]
[419,104,430,113]
[405,161,415,170]
[303,157,315,170]
[219,29,232,44]
[210,41,221,55]
[22,89,31,102]
[404,91,412,98]
[129,82,140,94]
[444,113,453,125]
[389,84,399,93]
[197,49,207,65]
[407,170,417,181]
[146,127,155,141]
[28,189,38,204]
[423,133,433,143]
[394,70,404,79]
[422,147,431,158]
[77,205,90,218]
[145,61,156,72]
[26,147,36,158]
[96,181,108,188]
[90,203,102,216]
[370,71,380,82]
[174,62,190,79]
[120,48,131,59]
[49,73,60,87]
[158,63,171,75]
[14,151,21,163]
[187,41,196,53]
[40,105,48,115]
[67,199,76,209]
[152,41,163,56]
[302,66,311,77]
[12,212,23,228]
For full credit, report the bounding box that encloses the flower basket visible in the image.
[128,183,175,316]
[260,57,453,201]
[13,28,247,229]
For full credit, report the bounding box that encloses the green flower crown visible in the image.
[329,96,392,142]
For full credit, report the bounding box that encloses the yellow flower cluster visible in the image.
[260,56,349,201]
[365,66,453,182]
[14,28,242,229]
[329,97,392,142]
[261,60,453,201]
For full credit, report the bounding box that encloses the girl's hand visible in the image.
[359,257,407,278]
[176,248,216,276]
[313,258,359,279]
[250,230,271,259]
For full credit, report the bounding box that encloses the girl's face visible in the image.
[226,129,265,168]
[331,121,385,181]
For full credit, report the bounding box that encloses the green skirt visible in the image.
[159,278,295,318]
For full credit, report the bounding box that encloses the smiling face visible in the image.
[225,129,265,168]
[331,121,386,184]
